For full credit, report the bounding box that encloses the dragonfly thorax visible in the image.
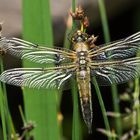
[74,42,89,51]
[76,49,90,79]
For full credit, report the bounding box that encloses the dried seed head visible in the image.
[76,6,84,16]
[87,35,98,45]
[87,35,98,48]
[83,16,89,28]
[70,6,85,20]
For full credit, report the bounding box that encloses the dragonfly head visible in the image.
[71,30,89,43]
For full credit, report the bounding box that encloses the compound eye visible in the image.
[81,34,87,41]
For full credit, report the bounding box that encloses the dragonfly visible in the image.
[0,9,140,133]
[0,30,140,133]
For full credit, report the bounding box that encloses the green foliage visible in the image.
[22,0,60,139]
[0,0,140,140]
[97,0,140,139]
[98,0,122,138]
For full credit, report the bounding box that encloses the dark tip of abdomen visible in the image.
[82,101,93,133]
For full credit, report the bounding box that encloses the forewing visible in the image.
[0,37,75,64]
[90,57,140,85]
[89,32,140,60]
[0,66,76,89]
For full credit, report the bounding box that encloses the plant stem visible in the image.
[134,78,140,132]
[72,80,81,140]
[98,0,122,137]
[0,84,6,140]
[22,0,60,139]
[93,77,112,140]
[0,58,15,139]
[98,0,110,42]
[71,0,82,139]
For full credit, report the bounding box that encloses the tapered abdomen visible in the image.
[77,71,93,133]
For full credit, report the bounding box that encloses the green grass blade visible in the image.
[134,78,140,130]
[0,84,6,140]
[65,40,82,139]
[98,0,122,137]
[72,0,76,29]
[98,0,110,42]
[22,0,60,140]
[93,77,111,140]
[64,1,82,138]
[0,46,7,140]
[133,7,140,135]
[0,87,17,140]
[72,80,82,140]
[0,57,17,140]
[91,1,112,139]
[71,1,82,139]
[130,133,140,140]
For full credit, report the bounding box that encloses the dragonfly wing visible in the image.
[89,31,140,60]
[0,66,76,89]
[0,37,75,64]
[90,57,140,85]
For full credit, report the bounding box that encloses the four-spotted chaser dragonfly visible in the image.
[0,25,140,133]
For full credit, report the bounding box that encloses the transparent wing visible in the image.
[0,65,76,89]
[89,31,140,60]
[90,57,140,85]
[0,37,76,64]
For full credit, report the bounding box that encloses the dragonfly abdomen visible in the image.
[76,70,93,133]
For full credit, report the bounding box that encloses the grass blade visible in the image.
[133,6,140,135]
[0,50,17,139]
[71,1,82,139]
[98,0,110,42]
[22,0,60,139]
[64,1,82,138]
[72,81,82,140]
[0,84,6,140]
[93,77,111,140]
[98,0,122,137]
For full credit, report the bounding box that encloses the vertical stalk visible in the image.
[133,5,140,135]
[68,0,82,139]
[93,78,112,140]
[0,42,7,140]
[0,54,16,139]
[98,0,122,137]
[72,80,81,140]
[22,0,60,139]
[134,79,140,131]
[0,84,6,140]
